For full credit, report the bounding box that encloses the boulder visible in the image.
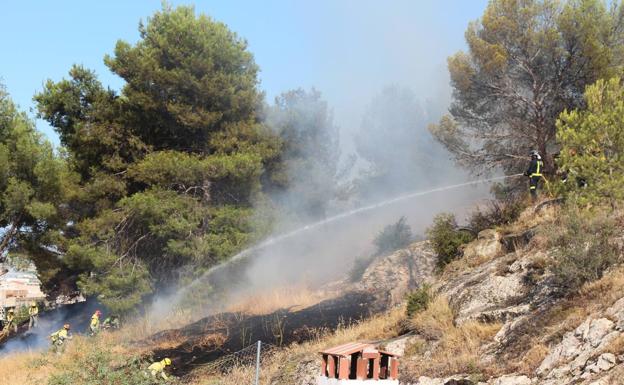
[585,318,614,348]
[357,241,436,310]
[441,255,529,324]
[606,297,624,331]
[462,229,503,261]
[537,316,619,379]
[595,353,616,372]
[490,375,532,385]
[383,334,416,356]
[501,228,535,253]
[414,376,446,385]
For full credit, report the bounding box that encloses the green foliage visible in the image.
[431,0,624,176]
[13,305,30,325]
[406,284,432,317]
[34,4,281,312]
[426,213,474,268]
[105,4,261,153]
[557,76,624,205]
[374,217,413,255]
[545,207,621,294]
[468,199,525,233]
[0,83,75,289]
[349,217,413,282]
[47,345,157,385]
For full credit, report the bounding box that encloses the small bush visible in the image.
[349,255,375,282]
[373,216,413,255]
[546,208,621,294]
[426,213,474,268]
[349,217,413,282]
[406,284,432,316]
[469,199,525,233]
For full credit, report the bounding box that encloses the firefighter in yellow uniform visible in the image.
[50,324,72,354]
[89,309,102,336]
[148,357,172,381]
[4,308,17,335]
[28,302,39,330]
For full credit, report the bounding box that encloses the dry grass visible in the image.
[0,350,49,385]
[0,333,137,385]
[512,341,550,374]
[441,249,496,278]
[187,306,406,385]
[111,284,333,346]
[579,265,624,311]
[409,296,455,340]
[601,333,624,356]
[224,285,333,315]
[502,202,559,235]
[403,296,501,379]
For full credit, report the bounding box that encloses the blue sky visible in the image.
[0,0,488,146]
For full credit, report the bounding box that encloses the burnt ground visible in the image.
[146,291,376,377]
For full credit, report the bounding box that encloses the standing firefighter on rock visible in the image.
[89,309,102,336]
[50,324,72,354]
[524,150,544,201]
[28,302,39,330]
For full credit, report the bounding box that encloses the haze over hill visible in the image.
[3,1,624,384]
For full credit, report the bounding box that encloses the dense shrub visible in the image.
[426,213,474,268]
[557,77,624,206]
[547,208,621,294]
[373,216,413,256]
[406,284,432,316]
[469,199,525,233]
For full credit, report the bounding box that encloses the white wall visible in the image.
[317,376,399,385]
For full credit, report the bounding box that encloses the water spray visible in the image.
[174,173,523,298]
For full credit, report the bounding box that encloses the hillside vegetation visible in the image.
[5,1,624,384]
[4,198,624,385]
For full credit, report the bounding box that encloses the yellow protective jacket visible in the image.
[6,312,14,323]
[29,306,38,316]
[148,360,169,380]
[50,329,68,343]
[90,314,100,329]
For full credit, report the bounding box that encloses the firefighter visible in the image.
[524,150,544,201]
[148,357,172,381]
[102,314,120,330]
[89,309,102,336]
[50,324,72,354]
[4,308,17,335]
[28,301,39,330]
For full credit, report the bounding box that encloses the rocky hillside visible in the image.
[272,204,624,385]
[359,206,623,385]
